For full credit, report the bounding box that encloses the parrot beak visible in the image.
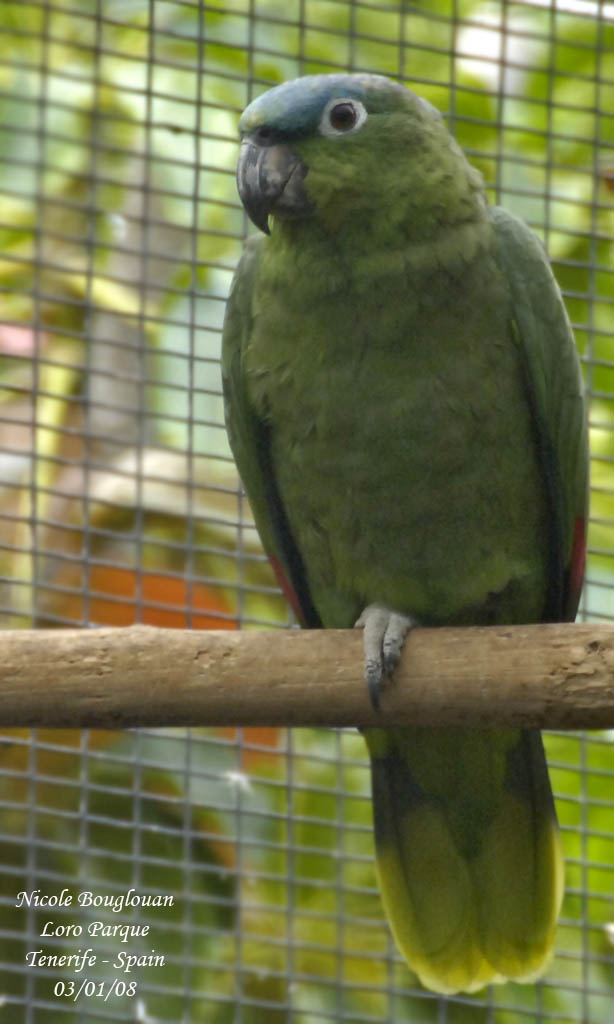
[237,136,311,234]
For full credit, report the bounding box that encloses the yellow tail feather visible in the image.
[364,726,563,994]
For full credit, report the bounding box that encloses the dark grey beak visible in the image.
[236,137,311,234]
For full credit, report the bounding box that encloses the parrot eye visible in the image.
[319,97,367,138]
[329,103,357,131]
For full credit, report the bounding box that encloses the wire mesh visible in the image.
[0,0,612,1021]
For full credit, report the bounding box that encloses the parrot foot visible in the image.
[354,604,416,711]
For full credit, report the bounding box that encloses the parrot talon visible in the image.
[355,604,416,711]
[365,660,384,712]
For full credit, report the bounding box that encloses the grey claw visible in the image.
[365,660,383,712]
[382,611,413,676]
[355,604,415,711]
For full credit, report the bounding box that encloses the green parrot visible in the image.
[222,73,588,994]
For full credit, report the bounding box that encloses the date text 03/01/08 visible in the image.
[54,979,138,1000]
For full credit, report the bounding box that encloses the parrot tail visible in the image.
[364,726,564,994]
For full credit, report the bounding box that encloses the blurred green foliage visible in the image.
[0,1,612,1021]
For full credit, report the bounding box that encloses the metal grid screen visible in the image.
[0,1,612,1021]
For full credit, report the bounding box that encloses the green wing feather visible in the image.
[489,206,588,619]
[221,237,277,556]
[222,236,321,626]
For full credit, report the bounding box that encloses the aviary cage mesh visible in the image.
[0,1,612,1021]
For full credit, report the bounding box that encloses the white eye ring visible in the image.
[318,97,368,138]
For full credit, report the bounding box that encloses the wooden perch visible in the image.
[0,622,613,730]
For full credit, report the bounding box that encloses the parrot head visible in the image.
[236,73,484,238]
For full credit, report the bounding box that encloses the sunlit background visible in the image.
[0,1,612,1021]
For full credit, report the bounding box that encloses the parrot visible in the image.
[221,73,589,994]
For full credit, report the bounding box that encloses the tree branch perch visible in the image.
[0,622,613,730]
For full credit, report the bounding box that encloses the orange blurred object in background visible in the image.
[70,565,236,630]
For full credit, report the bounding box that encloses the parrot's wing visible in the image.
[490,206,589,621]
[221,236,321,627]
